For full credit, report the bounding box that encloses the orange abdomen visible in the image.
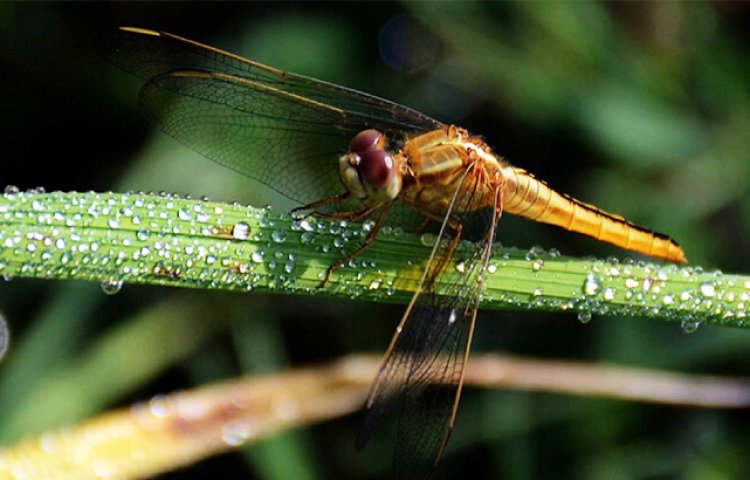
[502,166,687,263]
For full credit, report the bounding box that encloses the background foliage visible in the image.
[1,2,750,479]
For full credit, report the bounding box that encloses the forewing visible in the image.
[105,27,444,203]
[357,168,501,478]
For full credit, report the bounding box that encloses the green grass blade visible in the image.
[1,190,747,330]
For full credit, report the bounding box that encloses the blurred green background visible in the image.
[2,2,750,479]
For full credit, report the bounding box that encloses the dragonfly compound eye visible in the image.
[349,129,385,154]
[359,149,395,187]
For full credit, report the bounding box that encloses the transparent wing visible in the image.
[357,168,502,479]
[105,27,445,204]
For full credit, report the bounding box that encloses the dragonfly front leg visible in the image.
[320,201,393,287]
[318,204,383,222]
[290,191,352,219]
[291,192,382,222]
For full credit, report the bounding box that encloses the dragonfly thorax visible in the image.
[338,129,402,203]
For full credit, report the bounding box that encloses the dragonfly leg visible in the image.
[406,210,463,293]
[290,191,352,219]
[429,221,463,290]
[413,217,432,236]
[320,201,393,287]
[316,203,381,222]
[291,192,381,222]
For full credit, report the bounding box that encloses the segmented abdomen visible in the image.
[501,166,687,263]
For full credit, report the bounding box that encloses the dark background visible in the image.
[1,2,750,479]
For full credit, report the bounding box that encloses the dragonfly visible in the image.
[107,27,687,478]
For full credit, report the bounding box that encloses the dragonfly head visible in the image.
[339,129,400,203]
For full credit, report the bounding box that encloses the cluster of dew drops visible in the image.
[0,187,404,299]
[3,186,750,333]
[0,187,309,295]
[479,243,750,334]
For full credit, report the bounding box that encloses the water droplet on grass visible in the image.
[271,230,287,243]
[0,312,9,360]
[582,273,603,296]
[232,222,250,240]
[420,233,436,247]
[699,282,716,297]
[100,279,123,295]
[681,320,700,334]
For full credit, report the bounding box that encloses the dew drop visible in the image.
[108,218,119,229]
[680,320,700,334]
[582,273,603,297]
[531,260,544,271]
[603,287,615,300]
[526,245,546,259]
[236,262,250,274]
[136,229,150,241]
[369,278,381,290]
[298,219,315,232]
[251,251,264,263]
[487,262,498,274]
[577,310,592,324]
[0,312,9,361]
[222,420,255,446]
[699,282,716,297]
[420,233,436,247]
[100,279,123,295]
[271,230,287,244]
[232,222,251,240]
